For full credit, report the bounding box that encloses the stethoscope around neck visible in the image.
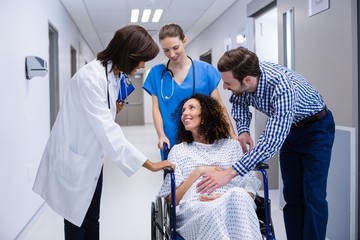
[160,55,195,100]
[104,62,131,108]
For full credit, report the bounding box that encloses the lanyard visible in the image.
[105,64,110,109]
[104,62,120,109]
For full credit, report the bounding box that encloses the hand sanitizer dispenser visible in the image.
[25,56,48,80]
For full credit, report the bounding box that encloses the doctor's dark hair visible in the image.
[174,94,229,144]
[97,25,159,74]
[159,23,185,41]
[217,47,260,83]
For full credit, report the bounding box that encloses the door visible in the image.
[48,24,59,130]
[115,73,144,125]
[254,7,279,190]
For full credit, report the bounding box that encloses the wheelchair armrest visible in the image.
[254,162,269,170]
[163,167,174,174]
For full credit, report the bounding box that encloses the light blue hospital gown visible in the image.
[142,60,220,147]
[158,139,263,240]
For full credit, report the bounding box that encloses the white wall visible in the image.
[0,1,94,239]
[277,0,358,128]
[143,69,153,124]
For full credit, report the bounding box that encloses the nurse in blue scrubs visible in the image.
[143,23,236,152]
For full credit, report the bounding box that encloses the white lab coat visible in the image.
[33,59,147,227]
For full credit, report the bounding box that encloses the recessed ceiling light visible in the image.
[131,9,139,22]
[152,9,163,22]
[141,9,151,22]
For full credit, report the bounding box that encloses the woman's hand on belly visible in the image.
[199,192,223,201]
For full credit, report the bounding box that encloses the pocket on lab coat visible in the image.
[49,143,89,187]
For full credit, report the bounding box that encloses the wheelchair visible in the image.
[151,144,276,240]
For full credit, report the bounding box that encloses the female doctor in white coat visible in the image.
[33,25,174,240]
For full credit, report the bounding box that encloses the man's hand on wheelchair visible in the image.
[238,132,254,153]
[196,167,238,195]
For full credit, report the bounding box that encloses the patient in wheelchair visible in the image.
[157,94,262,240]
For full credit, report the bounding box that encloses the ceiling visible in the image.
[60,0,238,55]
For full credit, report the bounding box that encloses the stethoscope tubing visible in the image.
[160,56,195,100]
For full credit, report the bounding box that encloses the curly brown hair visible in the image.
[174,94,230,144]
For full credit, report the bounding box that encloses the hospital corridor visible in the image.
[1,0,359,239]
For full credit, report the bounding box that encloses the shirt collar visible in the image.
[253,63,267,99]
[105,61,120,88]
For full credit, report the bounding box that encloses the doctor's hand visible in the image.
[238,132,254,153]
[116,101,125,114]
[196,167,238,195]
[143,159,175,172]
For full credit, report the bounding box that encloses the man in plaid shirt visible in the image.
[197,47,335,240]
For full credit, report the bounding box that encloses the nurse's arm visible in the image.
[151,95,170,148]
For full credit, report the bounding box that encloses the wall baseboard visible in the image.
[14,202,46,240]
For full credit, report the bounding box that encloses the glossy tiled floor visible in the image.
[19,124,286,240]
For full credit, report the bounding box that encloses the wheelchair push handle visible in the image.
[163,167,174,174]
[161,143,174,173]
[162,142,170,160]
[254,162,269,170]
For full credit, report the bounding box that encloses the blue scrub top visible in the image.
[143,60,221,147]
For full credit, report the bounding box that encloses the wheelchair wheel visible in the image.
[151,198,164,240]
[255,194,276,239]
[156,198,164,240]
[163,201,170,233]
[151,202,156,240]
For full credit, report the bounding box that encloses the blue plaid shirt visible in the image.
[230,62,325,176]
